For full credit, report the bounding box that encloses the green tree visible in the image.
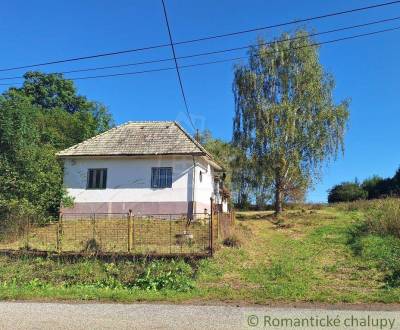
[198,129,235,190]
[7,71,113,149]
[362,175,384,200]
[0,93,65,216]
[233,31,349,213]
[13,71,94,113]
[328,182,367,203]
[0,72,113,218]
[389,168,400,196]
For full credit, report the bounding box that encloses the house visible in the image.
[57,121,227,216]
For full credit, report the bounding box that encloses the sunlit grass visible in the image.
[0,205,400,303]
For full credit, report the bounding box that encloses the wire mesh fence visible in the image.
[0,212,214,256]
[217,211,235,240]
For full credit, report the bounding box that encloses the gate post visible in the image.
[128,210,132,252]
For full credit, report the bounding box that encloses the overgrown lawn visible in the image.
[0,203,400,304]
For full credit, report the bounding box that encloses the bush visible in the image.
[222,234,242,248]
[134,259,194,292]
[361,176,385,200]
[82,239,102,253]
[328,182,367,203]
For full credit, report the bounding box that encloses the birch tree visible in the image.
[233,31,349,213]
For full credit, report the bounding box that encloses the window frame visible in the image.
[151,167,173,188]
[86,168,107,189]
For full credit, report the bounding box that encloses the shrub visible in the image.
[82,239,102,253]
[361,175,385,200]
[134,259,194,292]
[328,182,367,203]
[222,234,242,248]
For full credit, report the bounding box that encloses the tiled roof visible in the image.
[56,121,212,158]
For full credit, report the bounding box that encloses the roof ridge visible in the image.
[125,120,175,124]
[172,121,212,157]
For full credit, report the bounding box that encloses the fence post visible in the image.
[57,212,63,253]
[169,214,172,254]
[132,213,135,251]
[25,216,30,250]
[218,212,221,240]
[210,197,214,256]
[130,210,135,252]
[92,213,96,241]
[128,210,132,253]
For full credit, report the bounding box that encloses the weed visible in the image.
[135,260,194,292]
[222,234,242,248]
[82,239,101,253]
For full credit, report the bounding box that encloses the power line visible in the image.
[0,0,399,73]
[0,58,173,81]
[174,0,400,45]
[52,25,400,78]
[1,15,400,82]
[0,43,169,73]
[161,0,196,130]
[1,24,400,87]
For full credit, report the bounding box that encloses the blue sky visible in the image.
[1,0,399,202]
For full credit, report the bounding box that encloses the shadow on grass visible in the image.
[346,221,400,288]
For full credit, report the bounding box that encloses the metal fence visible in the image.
[0,209,236,256]
[0,212,214,256]
[216,211,235,240]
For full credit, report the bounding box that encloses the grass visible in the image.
[0,203,399,304]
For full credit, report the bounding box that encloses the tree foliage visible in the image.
[328,167,400,203]
[361,169,400,199]
[328,182,367,203]
[233,31,349,213]
[362,175,385,200]
[198,129,235,190]
[0,72,113,218]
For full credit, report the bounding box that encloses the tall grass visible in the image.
[365,199,400,238]
[345,198,400,286]
[336,198,400,238]
[0,257,195,293]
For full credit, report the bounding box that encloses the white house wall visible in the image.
[193,157,214,214]
[63,156,192,214]
[62,155,215,215]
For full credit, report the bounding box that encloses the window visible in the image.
[199,171,203,183]
[151,167,172,188]
[87,169,107,189]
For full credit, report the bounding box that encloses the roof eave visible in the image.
[56,152,207,159]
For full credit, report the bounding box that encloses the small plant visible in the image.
[134,259,194,292]
[82,238,101,253]
[28,278,48,289]
[222,234,242,248]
